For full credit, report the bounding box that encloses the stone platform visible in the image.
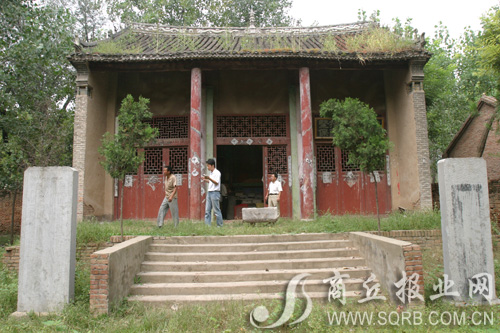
[242,207,279,224]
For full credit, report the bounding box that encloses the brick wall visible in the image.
[403,244,424,299]
[0,193,22,235]
[2,246,19,272]
[2,242,112,273]
[412,90,433,209]
[482,106,500,180]
[90,252,110,314]
[369,229,500,250]
[369,230,443,248]
[73,93,89,221]
[490,180,500,227]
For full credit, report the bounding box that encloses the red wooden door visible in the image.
[115,146,189,220]
[316,144,340,215]
[362,170,392,215]
[339,150,364,214]
[316,144,392,215]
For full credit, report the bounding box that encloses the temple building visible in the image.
[68,20,432,221]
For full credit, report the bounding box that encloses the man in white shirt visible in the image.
[265,172,283,216]
[202,158,223,227]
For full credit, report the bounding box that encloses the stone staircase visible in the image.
[127,233,374,305]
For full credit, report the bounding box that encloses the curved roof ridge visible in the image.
[128,21,376,35]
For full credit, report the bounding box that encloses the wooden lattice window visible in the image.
[341,150,360,172]
[146,116,189,139]
[268,146,287,175]
[316,144,336,172]
[144,147,163,175]
[216,115,287,138]
[252,116,287,137]
[143,146,188,175]
[216,116,251,137]
[170,147,188,174]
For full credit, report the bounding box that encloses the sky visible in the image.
[289,0,500,39]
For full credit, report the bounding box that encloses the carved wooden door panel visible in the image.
[264,145,291,218]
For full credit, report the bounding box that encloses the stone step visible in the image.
[129,278,367,296]
[129,233,375,306]
[144,248,359,262]
[148,239,353,253]
[152,233,347,245]
[127,290,363,305]
[137,267,372,284]
[141,256,366,272]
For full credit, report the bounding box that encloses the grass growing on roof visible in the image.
[92,32,143,54]
[345,26,417,55]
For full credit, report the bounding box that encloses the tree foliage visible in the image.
[319,98,390,175]
[0,0,75,174]
[477,6,500,92]
[424,24,496,178]
[319,98,390,230]
[357,10,497,181]
[0,0,75,243]
[99,95,158,237]
[42,0,108,42]
[106,0,294,28]
[99,95,158,180]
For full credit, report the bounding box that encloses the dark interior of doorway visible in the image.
[216,145,263,219]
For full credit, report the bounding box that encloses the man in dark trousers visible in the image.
[202,158,223,227]
[157,166,179,228]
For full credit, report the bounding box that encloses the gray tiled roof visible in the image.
[69,22,430,64]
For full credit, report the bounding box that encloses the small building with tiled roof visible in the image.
[443,95,500,180]
[69,21,433,221]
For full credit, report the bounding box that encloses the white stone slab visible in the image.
[17,167,78,313]
[437,158,497,304]
[242,207,279,223]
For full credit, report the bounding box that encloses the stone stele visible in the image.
[438,158,497,304]
[15,167,78,315]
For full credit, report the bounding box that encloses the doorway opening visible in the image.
[216,145,263,219]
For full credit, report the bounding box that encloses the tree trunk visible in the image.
[10,190,17,245]
[373,172,381,232]
[120,178,124,242]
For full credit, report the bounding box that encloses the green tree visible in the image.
[0,0,75,244]
[319,98,391,231]
[425,24,496,179]
[477,6,500,93]
[106,0,295,28]
[357,10,497,180]
[73,0,108,42]
[210,0,294,27]
[99,95,158,240]
[42,0,108,42]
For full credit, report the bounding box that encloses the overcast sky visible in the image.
[289,0,500,39]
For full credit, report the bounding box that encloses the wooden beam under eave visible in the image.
[84,58,411,72]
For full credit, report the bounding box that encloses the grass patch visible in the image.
[0,235,19,247]
[0,250,17,318]
[76,210,442,244]
[1,290,500,331]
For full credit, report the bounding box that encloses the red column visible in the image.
[189,68,202,219]
[299,67,315,219]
